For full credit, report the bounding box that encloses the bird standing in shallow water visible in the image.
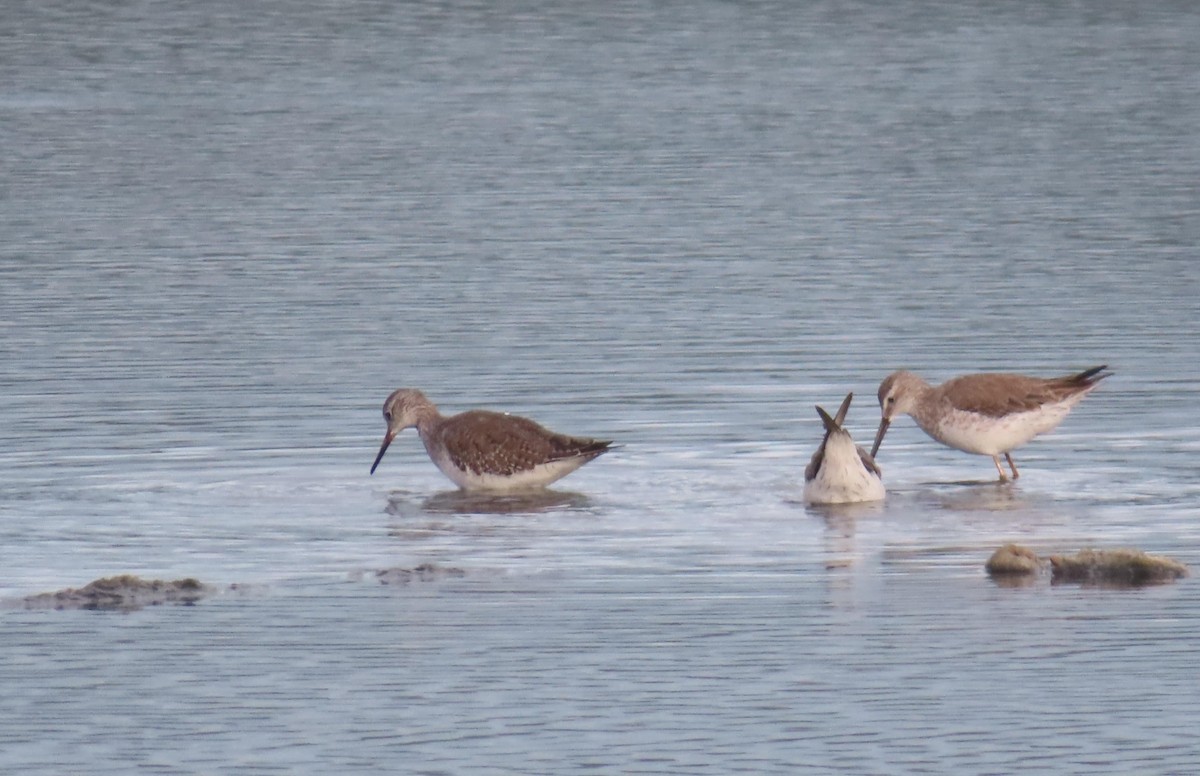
[804,393,885,505]
[370,389,613,492]
[870,365,1111,481]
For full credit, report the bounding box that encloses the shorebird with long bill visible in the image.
[804,392,885,505]
[870,365,1111,481]
[370,389,613,492]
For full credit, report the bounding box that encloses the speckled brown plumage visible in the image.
[872,365,1111,481]
[370,388,613,491]
[432,411,612,477]
[922,365,1110,419]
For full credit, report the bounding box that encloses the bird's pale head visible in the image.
[877,370,927,421]
[371,388,438,475]
[871,370,929,458]
[381,388,436,435]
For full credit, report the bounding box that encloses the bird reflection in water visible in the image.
[387,489,592,518]
[805,501,886,610]
[915,480,1027,512]
[808,501,884,571]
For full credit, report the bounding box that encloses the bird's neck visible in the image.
[412,404,444,438]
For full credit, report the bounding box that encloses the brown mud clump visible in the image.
[18,575,211,611]
[376,563,467,586]
[987,544,1188,588]
[1049,549,1188,587]
[985,544,1045,576]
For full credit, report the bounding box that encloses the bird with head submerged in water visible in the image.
[870,365,1111,481]
[804,392,885,505]
[370,388,613,492]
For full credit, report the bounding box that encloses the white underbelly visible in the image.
[919,401,1077,456]
[804,445,885,505]
[427,443,587,492]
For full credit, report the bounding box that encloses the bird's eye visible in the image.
[886,397,895,405]
[384,411,392,421]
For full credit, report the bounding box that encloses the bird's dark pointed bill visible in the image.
[370,431,395,475]
[870,418,890,458]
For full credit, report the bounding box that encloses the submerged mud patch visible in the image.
[13,575,215,612]
[987,544,1188,588]
[1049,548,1189,587]
[374,563,467,586]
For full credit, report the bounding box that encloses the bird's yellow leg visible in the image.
[992,455,1009,482]
[1005,453,1020,480]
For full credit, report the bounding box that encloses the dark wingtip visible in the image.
[546,438,617,465]
[579,439,617,460]
[834,392,853,426]
[1073,364,1113,385]
[815,404,836,427]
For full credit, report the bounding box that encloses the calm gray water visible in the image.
[3,0,1200,773]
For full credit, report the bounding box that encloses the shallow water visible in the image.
[3,0,1200,772]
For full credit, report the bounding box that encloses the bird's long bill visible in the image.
[370,431,395,475]
[870,418,890,459]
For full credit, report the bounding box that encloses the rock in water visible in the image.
[985,544,1188,588]
[18,575,210,611]
[985,544,1044,576]
[1049,549,1189,586]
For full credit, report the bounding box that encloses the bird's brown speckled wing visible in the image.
[437,411,611,477]
[856,445,882,477]
[939,366,1109,418]
[804,444,824,482]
